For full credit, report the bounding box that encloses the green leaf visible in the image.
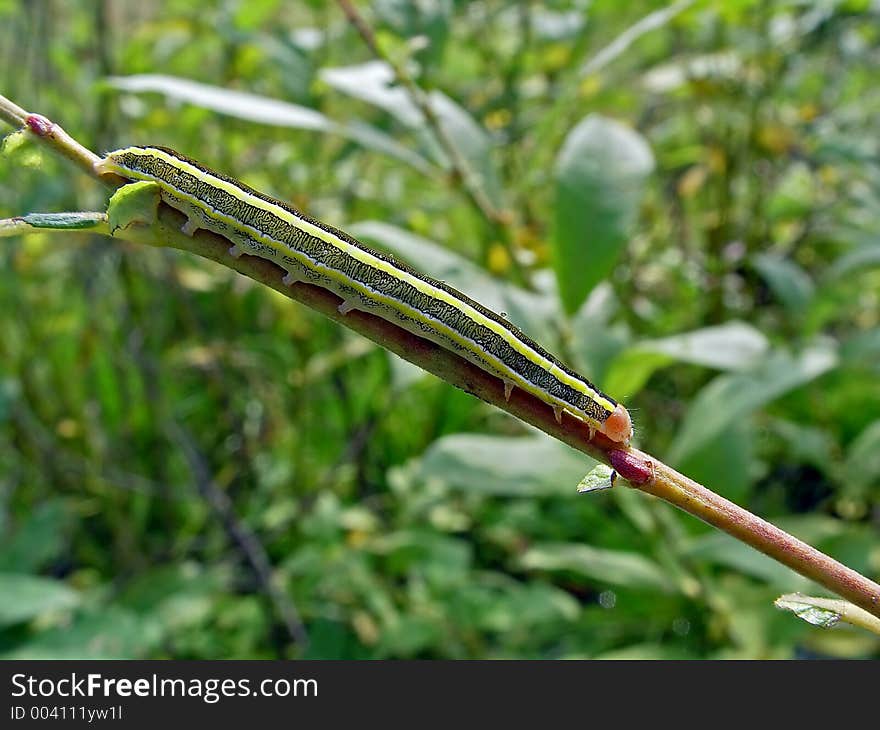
[418,434,592,496]
[568,284,629,385]
[0,379,16,424]
[825,243,880,280]
[552,114,654,314]
[766,162,816,220]
[769,419,836,471]
[118,563,229,632]
[593,643,695,660]
[1,127,28,154]
[519,543,674,593]
[16,212,106,230]
[845,420,880,492]
[320,61,421,126]
[0,574,79,627]
[774,593,880,635]
[0,500,70,573]
[753,254,815,313]
[576,463,616,494]
[774,594,841,629]
[343,121,433,174]
[668,344,838,464]
[106,181,161,233]
[581,0,696,77]
[604,351,676,401]
[377,615,442,657]
[1,608,162,659]
[841,328,880,366]
[604,321,769,397]
[366,530,471,586]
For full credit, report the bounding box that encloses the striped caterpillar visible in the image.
[96,146,633,445]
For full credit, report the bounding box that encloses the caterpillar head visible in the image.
[601,404,633,445]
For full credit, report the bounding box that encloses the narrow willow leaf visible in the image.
[320,61,422,126]
[0,574,79,627]
[775,594,880,635]
[844,420,880,491]
[576,464,616,494]
[108,74,331,129]
[17,212,107,230]
[106,74,430,172]
[581,0,694,77]
[519,543,673,593]
[0,608,162,659]
[774,595,841,629]
[825,243,880,280]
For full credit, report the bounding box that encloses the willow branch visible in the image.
[4,96,879,620]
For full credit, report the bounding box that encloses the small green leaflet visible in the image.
[576,463,616,494]
[16,212,107,230]
[106,180,161,233]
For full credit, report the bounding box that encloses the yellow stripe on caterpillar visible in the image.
[97,145,633,444]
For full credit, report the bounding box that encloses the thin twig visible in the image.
[4,95,880,620]
[170,420,310,651]
[0,94,123,186]
[335,0,505,227]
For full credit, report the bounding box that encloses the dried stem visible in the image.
[3,94,879,620]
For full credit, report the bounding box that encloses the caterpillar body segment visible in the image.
[98,145,634,444]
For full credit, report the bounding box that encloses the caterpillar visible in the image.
[96,146,633,444]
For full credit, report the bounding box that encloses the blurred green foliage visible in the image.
[1,0,878,659]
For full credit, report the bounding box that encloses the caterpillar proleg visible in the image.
[97,146,633,444]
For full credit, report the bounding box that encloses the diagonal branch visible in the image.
[3,94,879,620]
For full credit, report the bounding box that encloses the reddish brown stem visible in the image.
[641,456,880,616]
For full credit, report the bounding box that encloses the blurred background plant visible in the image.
[0,0,878,659]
